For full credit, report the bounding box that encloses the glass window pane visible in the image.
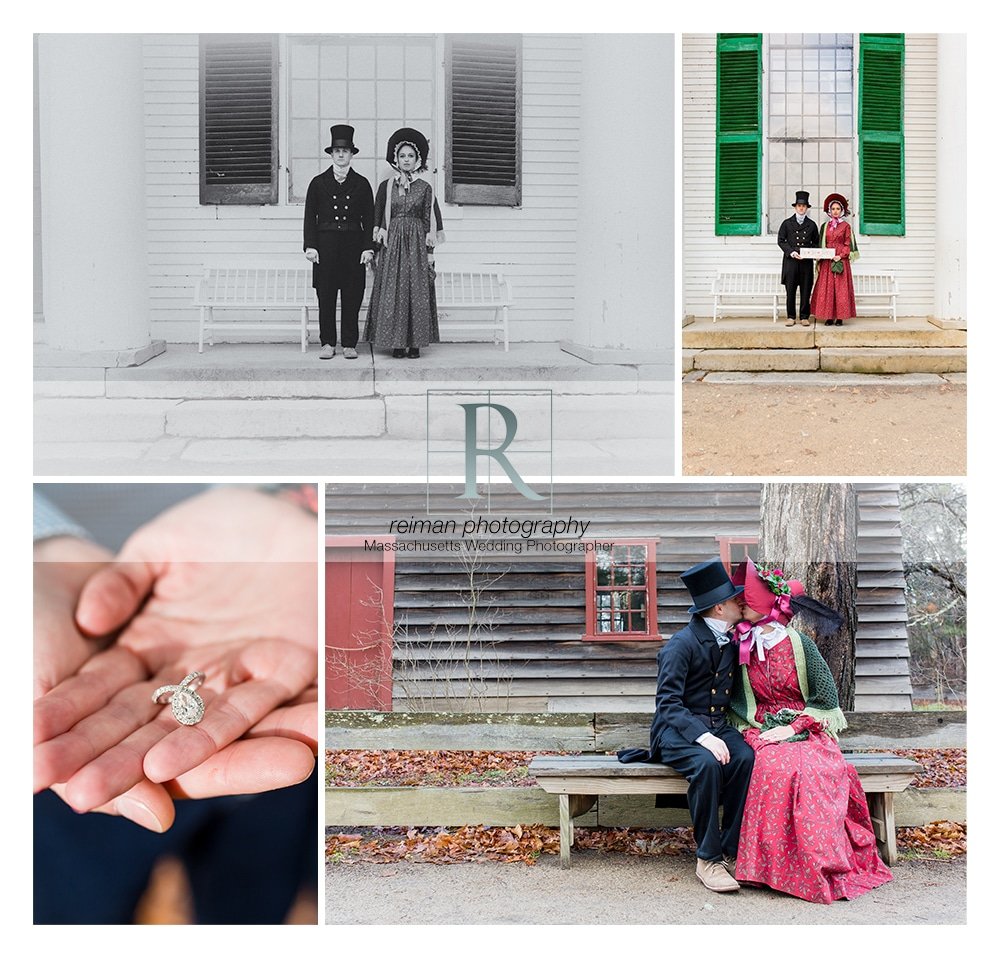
[613,566,631,586]
[597,612,611,633]
[597,592,612,610]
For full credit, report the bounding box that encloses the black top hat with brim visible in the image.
[681,559,745,615]
[792,190,811,207]
[386,127,430,172]
[325,124,359,155]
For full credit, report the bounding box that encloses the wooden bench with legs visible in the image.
[194,265,513,352]
[711,269,899,323]
[528,752,920,869]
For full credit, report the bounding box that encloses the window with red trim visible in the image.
[717,535,760,574]
[583,540,661,642]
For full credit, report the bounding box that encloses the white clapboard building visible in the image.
[682,33,965,324]
[35,34,673,359]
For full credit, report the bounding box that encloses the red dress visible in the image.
[734,637,893,903]
[810,219,857,321]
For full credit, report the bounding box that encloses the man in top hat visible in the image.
[303,125,375,360]
[647,559,755,893]
[777,190,820,327]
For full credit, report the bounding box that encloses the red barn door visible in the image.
[325,536,395,710]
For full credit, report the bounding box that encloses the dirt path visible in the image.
[683,382,966,476]
[325,855,964,924]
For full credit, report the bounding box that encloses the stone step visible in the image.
[820,347,967,374]
[165,398,386,439]
[690,349,820,372]
[34,398,181,443]
[683,317,967,349]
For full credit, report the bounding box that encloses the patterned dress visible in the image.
[364,177,440,349]
[734,636,893,903]
[810,219,857,321]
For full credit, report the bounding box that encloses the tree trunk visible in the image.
[759,484,858,710]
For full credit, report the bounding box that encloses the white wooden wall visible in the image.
[142,34,581,344]
[683,34,939,320]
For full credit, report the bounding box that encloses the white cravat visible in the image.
[701,615,733,648]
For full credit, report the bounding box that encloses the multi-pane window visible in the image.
[766,34,854,234]
[584,541,660,642]
[287,36,435,203]
[717,536,760,575]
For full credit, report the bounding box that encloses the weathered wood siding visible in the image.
[683,34,938,319]
[326,483,912,712]
[142,34,581,343]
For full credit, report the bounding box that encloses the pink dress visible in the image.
[810,219,857,321]
[734,637,893,903]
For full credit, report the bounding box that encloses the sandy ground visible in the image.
[682,382,966,476]
[325,854,965,924]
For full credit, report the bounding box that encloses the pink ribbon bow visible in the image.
[732,593,793,665]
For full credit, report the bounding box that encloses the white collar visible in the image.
[701,615,734,646]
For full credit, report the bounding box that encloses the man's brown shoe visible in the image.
[696,858,740,893]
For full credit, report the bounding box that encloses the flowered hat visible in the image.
[386,127,430,172]
[732,558,804,625]
[823,192,851,215]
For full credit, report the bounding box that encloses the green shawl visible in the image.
[727,627,848,741]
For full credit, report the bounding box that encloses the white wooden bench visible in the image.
[712,269,899,323]
[528,752,920,869]
[195,266,512,352]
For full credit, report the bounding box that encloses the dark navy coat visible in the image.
[777,213,819,286]
[647,616,739,761]
[303,167,375,252]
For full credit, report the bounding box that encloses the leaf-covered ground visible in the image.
[327,821,966,866]
[326,747,967,789]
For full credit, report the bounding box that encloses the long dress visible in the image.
[364,177,439,349]
[734,635,893,903]
[810,219,857,321]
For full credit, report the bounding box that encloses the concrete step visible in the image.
[34,398,180,442]
[683,317,967,349]
[165,398,386,439]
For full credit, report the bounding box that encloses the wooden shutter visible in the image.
[446,35,522,206]
[858,34,905,235]
[716,34,762,235]
[200,35,278,205]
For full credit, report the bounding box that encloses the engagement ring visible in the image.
[152,671,206,726]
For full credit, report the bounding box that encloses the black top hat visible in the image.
[386,127,430,172]
[792,191,811,208]
[325,125,360,155]
[681,559,745,615]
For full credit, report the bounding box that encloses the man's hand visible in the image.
[791,251,801,259]
[305,248,319,264]
[33,488,318,826]
[759,725,796,743]
[698,733,730,764]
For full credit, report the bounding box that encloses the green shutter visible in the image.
[716,34,762,235]
[859,34,905,235]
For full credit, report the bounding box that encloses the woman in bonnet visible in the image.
[727,558,893,903]
[364,127,445,358]
[810,192,859,326]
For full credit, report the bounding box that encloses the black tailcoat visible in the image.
[777,214,820,286]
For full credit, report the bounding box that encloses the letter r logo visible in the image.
[458,402,544,501]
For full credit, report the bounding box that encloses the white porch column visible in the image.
[37,35,161,361]
[933,34,966,326]
[562,34,673,365]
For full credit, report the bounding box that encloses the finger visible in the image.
[33,644,147,746]
[167,737,316,800]
[50,778,175,833]
[34,674,163,793]
[75,560,163,637]
[247,699,319,752]
[144,676,307,783]
[59,686,207,812]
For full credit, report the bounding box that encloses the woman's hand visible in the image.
[305,248,319,264]
[759,725,797,743]
[833,254,842,263]
[361,250,374,267]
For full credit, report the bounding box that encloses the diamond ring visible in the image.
[152,671,206,726]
